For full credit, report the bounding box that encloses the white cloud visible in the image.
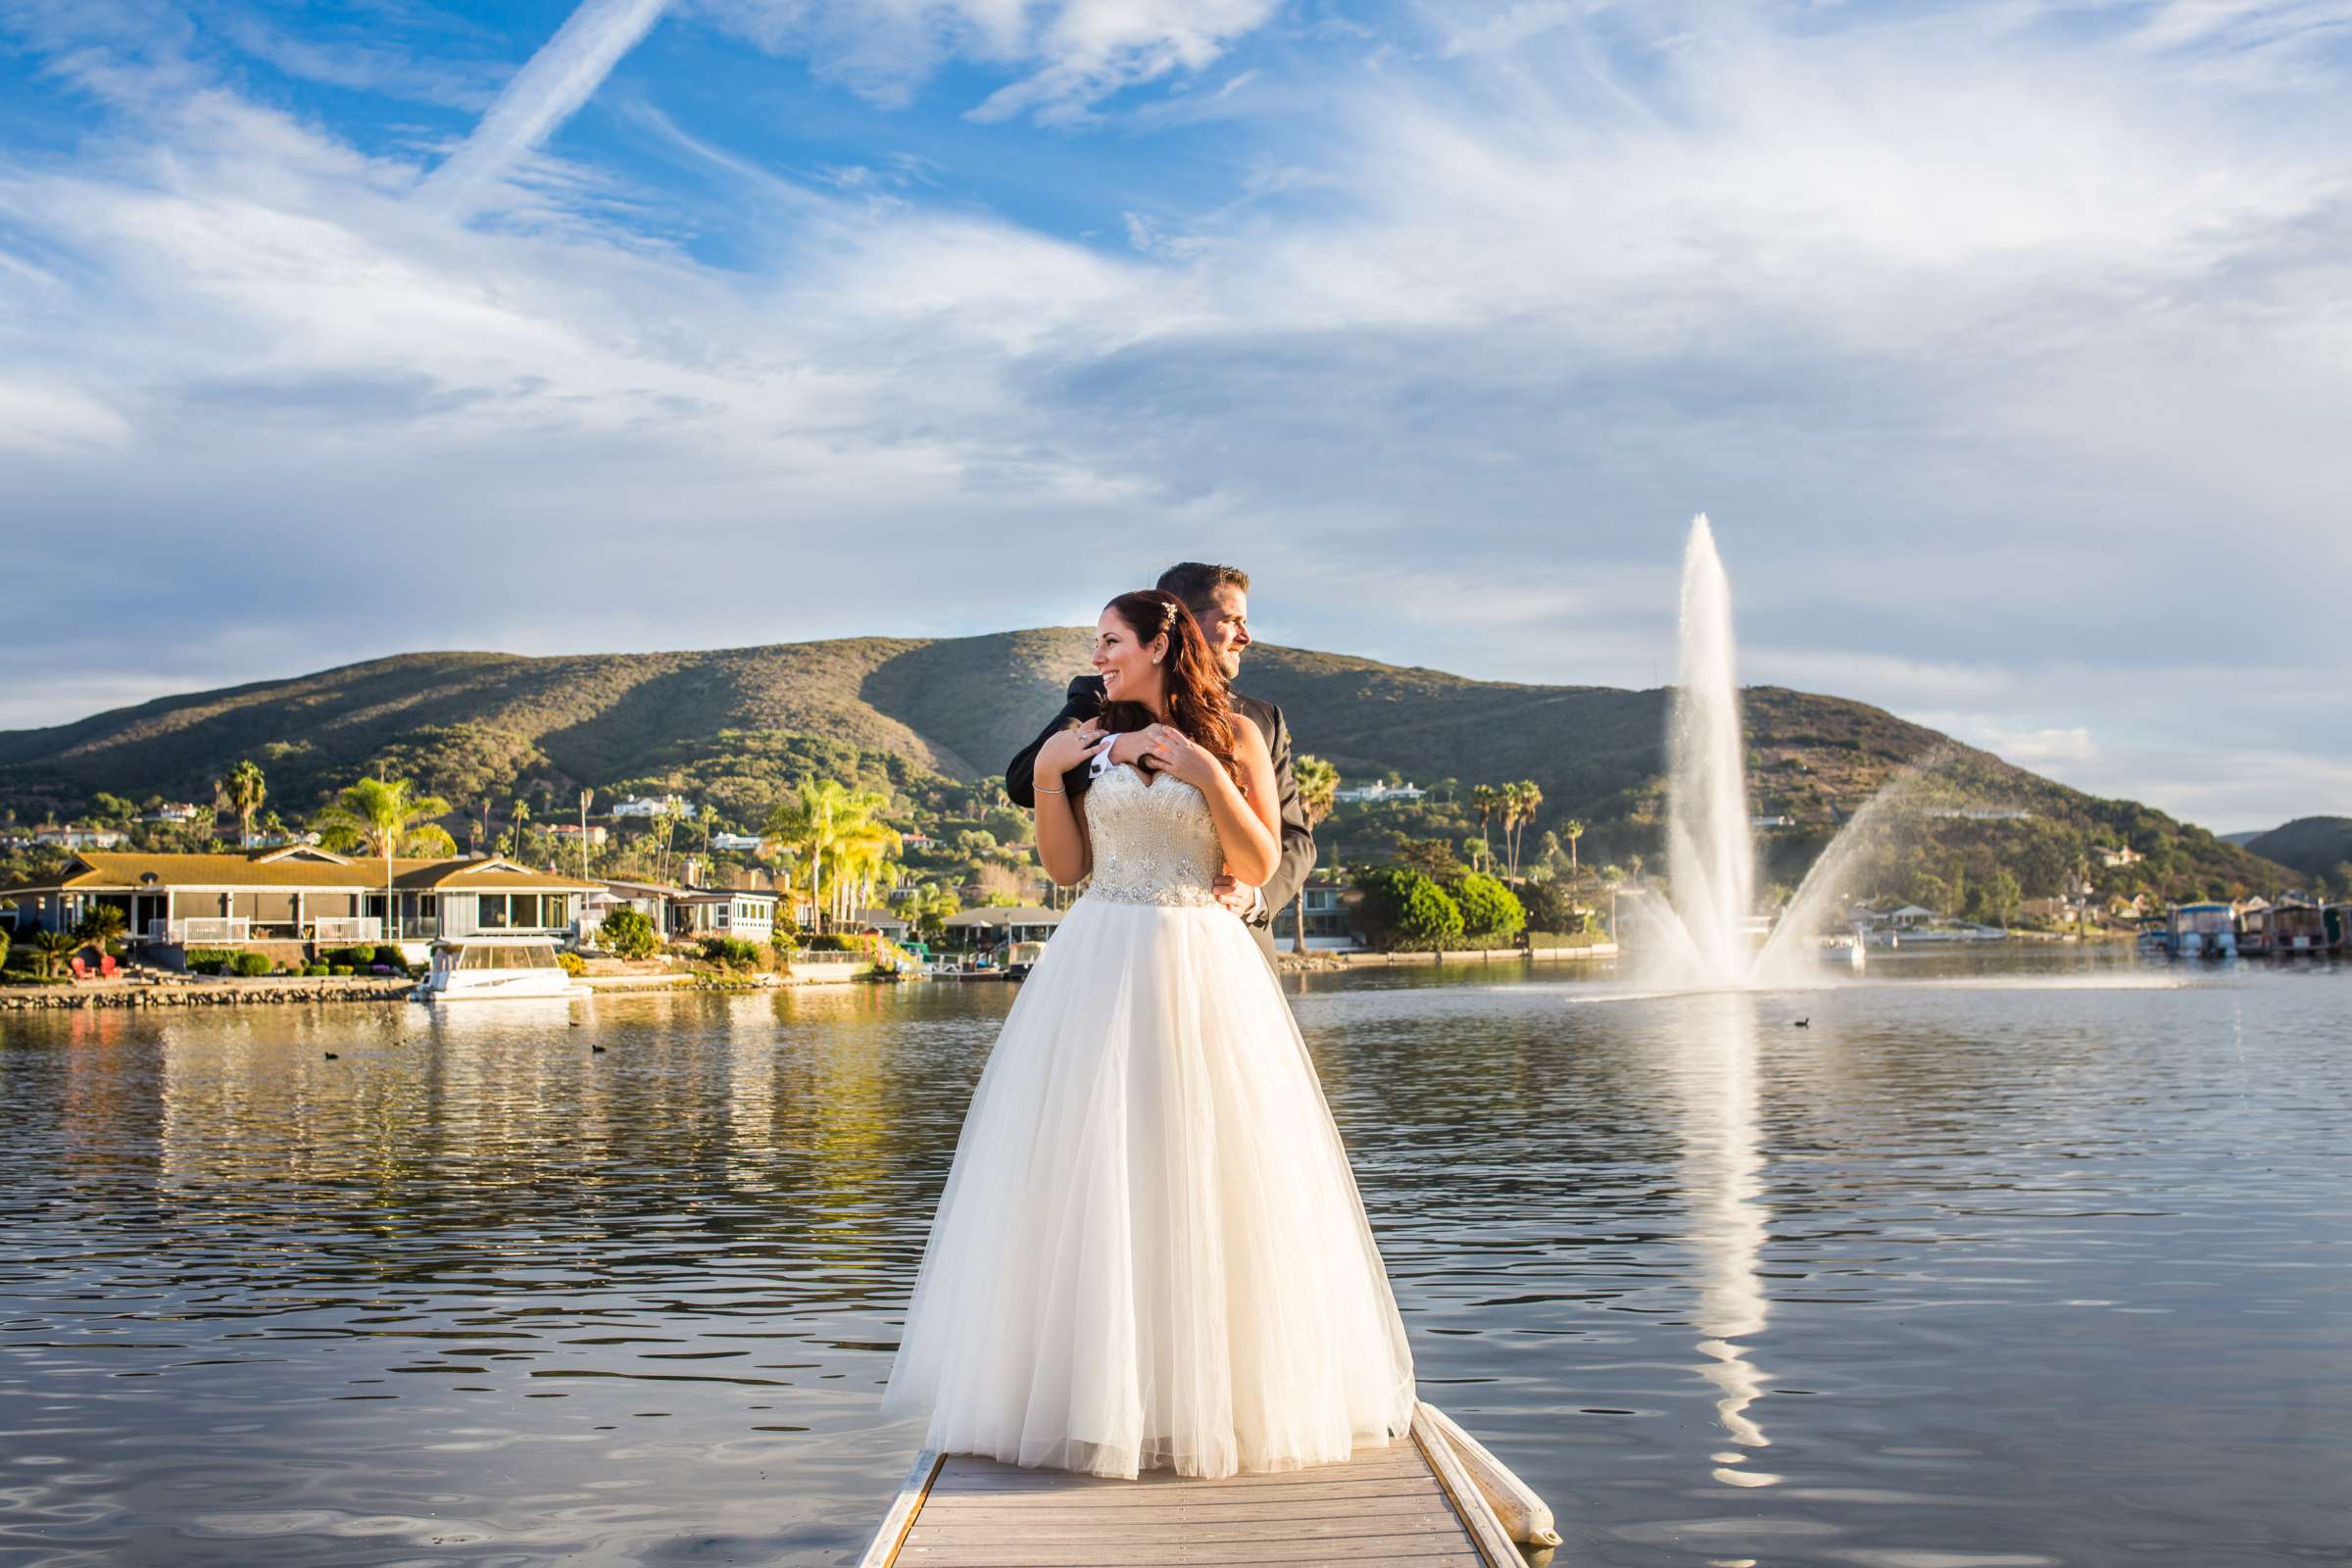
[1,0,2348,830]
[689,0,1279,120]
[414,0,674,218]
[0,376,131,452]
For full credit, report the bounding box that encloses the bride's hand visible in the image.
[1145,724,1219,790]
[1035,720,1108,783]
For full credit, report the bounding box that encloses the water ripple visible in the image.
[1,954,2346,1564]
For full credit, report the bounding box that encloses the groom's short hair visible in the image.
[1156,563,1250,615]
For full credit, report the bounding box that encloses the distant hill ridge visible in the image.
[0,629,2295,893]
[2240,817,2352,880]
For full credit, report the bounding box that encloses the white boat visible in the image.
[414,937,578,1001]
[1818,932,1867,970]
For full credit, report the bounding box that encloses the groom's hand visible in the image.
[1210,874,1262,920]
[1105,730,1164,770]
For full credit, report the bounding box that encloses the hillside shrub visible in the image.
[232,952,271,977]
[700,935,761,968]
[1446,872,1526,944]
[600,906,659,960]
[1349,865,1463,952]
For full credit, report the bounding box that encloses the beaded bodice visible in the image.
[1082,763,1223,907]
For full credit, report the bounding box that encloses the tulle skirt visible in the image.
[877,895,1418,1479]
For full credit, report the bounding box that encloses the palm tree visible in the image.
[831,820,905,925]
[1508,779,1544,878]
[764,777,891,933]
[32,929,76,978]
[221,760,267,849]
[576,789,594,879]
[511,798,531,865]
[1561,817,1586,872]
[641,803,673,885]
[312,777,454,944]
[76,905,128,955]
[1470,785,1499,872]
[1292,756,1341,953]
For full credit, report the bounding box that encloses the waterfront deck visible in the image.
[857,1402,1550,1568]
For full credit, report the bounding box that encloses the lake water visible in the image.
[1,954,2346,1566]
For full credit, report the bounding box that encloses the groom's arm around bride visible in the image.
[1004,564,1314,962]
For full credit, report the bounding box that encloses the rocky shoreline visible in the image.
[1,979,415,1010]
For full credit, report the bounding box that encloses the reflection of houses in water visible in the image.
[1673,994,1778,1490]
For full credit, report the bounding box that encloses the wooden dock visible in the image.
[857,1402,1554,1568]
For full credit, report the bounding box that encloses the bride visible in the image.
[878,588,1418,1480]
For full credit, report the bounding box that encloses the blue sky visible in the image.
[2,0,2348,831]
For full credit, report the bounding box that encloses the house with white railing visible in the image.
[0,847,598,957]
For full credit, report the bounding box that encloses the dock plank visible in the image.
[858,1402,1526,1568]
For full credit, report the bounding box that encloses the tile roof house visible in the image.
[941,906,1064,946]
[0,847,599,951]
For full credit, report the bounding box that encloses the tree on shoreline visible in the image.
[765,776,895,933]
[32,930,76,978]
[313,777,454,943]
[1504,779,1544,878]
[1470,785,1498,872]
[1292,756,1340,954]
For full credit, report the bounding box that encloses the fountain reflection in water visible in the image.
[1671,993,1778,1492]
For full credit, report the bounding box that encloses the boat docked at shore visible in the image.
[2270,902,2328,956]
[2164,903,2236,958]
[413,936,577,1001]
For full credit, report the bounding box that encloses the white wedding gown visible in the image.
[878,761,1418,1479]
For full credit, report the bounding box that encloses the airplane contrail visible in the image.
[416,0,672,218]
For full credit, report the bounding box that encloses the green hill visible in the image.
[2241,817,2352,881]
[0,630,2297,903]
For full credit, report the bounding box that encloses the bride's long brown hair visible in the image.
[1098,589,1244,788]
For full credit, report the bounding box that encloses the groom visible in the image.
[1004,562,1314,966]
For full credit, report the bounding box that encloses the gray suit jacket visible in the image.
[1004,674,1315,964]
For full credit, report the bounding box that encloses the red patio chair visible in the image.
[100,954,119,979]
[70,956,89,980]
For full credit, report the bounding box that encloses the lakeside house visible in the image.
[0,848,598,956]
[942,906,1063,952]
[710,832,763,853]
[135,803,202,825]
[1271,873,1361,950]
[854,906,913,945]
[586,878,778,945]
